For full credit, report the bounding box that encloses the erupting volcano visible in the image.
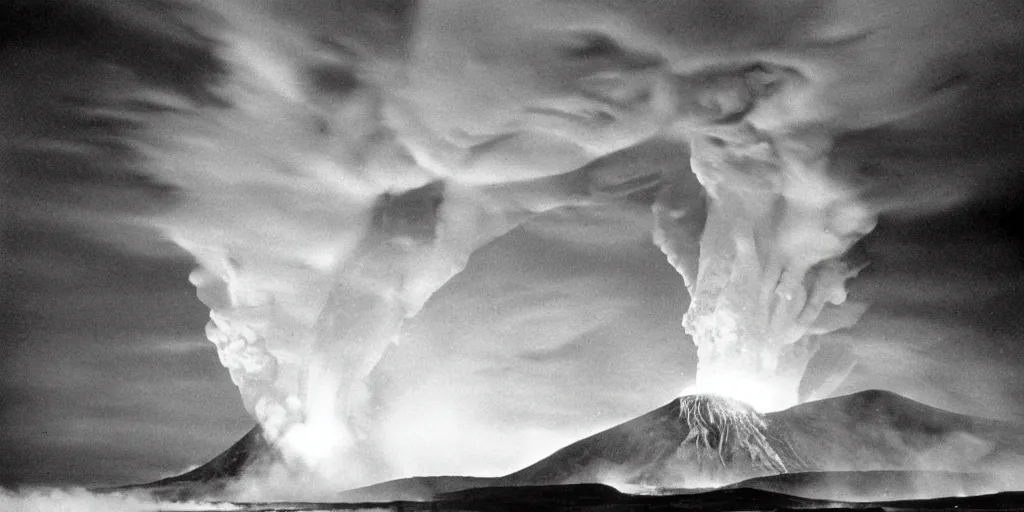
[674,394,787,482]
[5,0,1024,511]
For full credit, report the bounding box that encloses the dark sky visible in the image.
[1,0,253,487]
[2,0,1024,488]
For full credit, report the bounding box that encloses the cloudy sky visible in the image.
[3,0,1024,489]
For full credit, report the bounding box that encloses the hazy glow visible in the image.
[276,420,355,477]
[682,374,790,414]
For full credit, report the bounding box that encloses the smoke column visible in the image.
[655,69,877,412]
[113,0,429,484]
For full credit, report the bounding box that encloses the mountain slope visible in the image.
[772,390,1024,473]
[123,426,273,499]
[135,390,1024,501]
[500,398,692,486]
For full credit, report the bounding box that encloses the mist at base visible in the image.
[0,487,242,512]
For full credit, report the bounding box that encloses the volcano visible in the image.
[133,390,1024,503]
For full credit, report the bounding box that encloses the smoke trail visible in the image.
[655,68,877,412]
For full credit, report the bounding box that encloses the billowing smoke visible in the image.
[120,0,418,483]
[655,72,877,410]
[124,0,551,485]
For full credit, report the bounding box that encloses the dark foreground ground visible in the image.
[157,484,1024,512]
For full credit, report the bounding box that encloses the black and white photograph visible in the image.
[3,1,1024,510]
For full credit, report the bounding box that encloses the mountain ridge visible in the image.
[129,389,1024,502]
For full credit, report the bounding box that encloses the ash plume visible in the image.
[657,93,876,410]
[644,1,1024,411]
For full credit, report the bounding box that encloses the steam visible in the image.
[0,487,240,512]
[655,68,877,412]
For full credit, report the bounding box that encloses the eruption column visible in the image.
[657,105,876,412]
[127,11,448,484]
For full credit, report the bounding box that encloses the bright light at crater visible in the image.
[682,375,792,414]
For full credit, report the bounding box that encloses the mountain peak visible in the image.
[502,394,791,488]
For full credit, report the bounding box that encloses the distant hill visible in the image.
[771,390,1024,474]
[719,470,1007,502]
